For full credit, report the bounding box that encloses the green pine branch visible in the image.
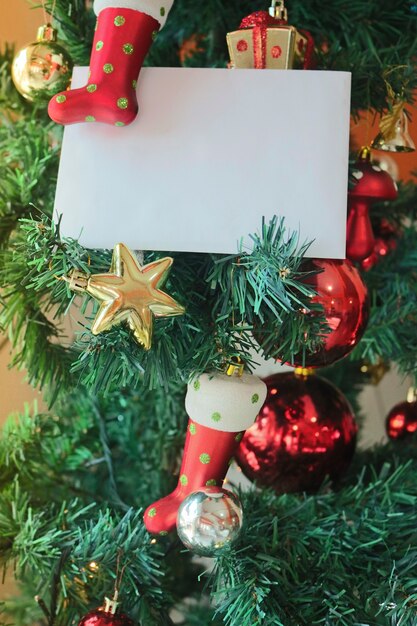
[1,214,325,396]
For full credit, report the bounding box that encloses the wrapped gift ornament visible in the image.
[227,0,314,70]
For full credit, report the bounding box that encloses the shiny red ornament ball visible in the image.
[78,609,135,626]
[385,401,417,440]
[235,372,357,493]
[290,258,369,368]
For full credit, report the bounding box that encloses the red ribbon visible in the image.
[239,10,314,70]
[239,11,280,69]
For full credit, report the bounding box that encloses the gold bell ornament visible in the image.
[12,23,73,103]
[371,101,415,153]
[227,0,314,70]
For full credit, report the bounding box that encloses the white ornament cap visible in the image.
[185,372,267,433]
[94,0,174,27]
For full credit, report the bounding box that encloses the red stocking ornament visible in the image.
[144,367,267,535]
[48,0,173,126]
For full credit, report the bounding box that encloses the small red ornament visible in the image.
[254,258,368,368]
[295,258,369,367]
[360,219,398,271]
[346,147,398,262]
[385,392,417,440]
[78,597,135,626]
[235,371,357,493]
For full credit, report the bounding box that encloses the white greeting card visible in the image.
[55,67,351,256]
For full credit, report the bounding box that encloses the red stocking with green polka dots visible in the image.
[48,7,159,126]
[144,420,243,535]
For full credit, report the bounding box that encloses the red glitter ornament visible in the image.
[347,147,398,262]
[235,371,357,493]
[78,597,135,626]
[386,396,417,440]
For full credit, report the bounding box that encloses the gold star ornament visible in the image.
[66,243,185,350]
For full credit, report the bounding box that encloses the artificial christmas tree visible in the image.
[1,1,417,625]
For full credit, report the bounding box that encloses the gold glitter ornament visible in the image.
[65,243,185,350]
[12,24,73,103]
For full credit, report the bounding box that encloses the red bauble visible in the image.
[78,609,135,626]
[385,401,417,440]
[235,372,357,493]
[360,237,390,271]
[347,148,398,262]
[290,258,369,368]
[360,220,398,271]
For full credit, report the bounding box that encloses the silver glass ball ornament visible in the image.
[176,487,243,557]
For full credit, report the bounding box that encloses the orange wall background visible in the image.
[0,0,45,429]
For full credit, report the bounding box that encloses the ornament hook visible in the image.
[103,591,119,615]
[225,356,244,377]
[269,0,288,20]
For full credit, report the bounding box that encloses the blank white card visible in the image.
[55,67,351,256]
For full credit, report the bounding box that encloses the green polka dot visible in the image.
[152,29,158,41]
[86,84,97,93]
[103,63,114,74]
[123,43,134,54]
[148,507,157,518]
[251,393,260,404]
[96,40,104,51]
[211,412,222,423]
[160,6,166,16]
[115,121,125,127]
[159,530,168,536]
[235,432,244,443]
[114,15,126,26]
[56,94,66,103]
[206,479,217,487]
[199,453,211,465]
[193,380,200,391]
[117,97,128,109]
[85,116,95,122]
[132,79,137,89]
[179,474,188,486]
[189,423,197,435]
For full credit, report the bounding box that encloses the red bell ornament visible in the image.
[235,371,357,493]
[346,147,398,262]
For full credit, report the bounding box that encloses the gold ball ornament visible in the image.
[12,24,73,103]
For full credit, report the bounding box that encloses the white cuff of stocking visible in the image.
[185,372,267,433]
[94,0,174,27]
